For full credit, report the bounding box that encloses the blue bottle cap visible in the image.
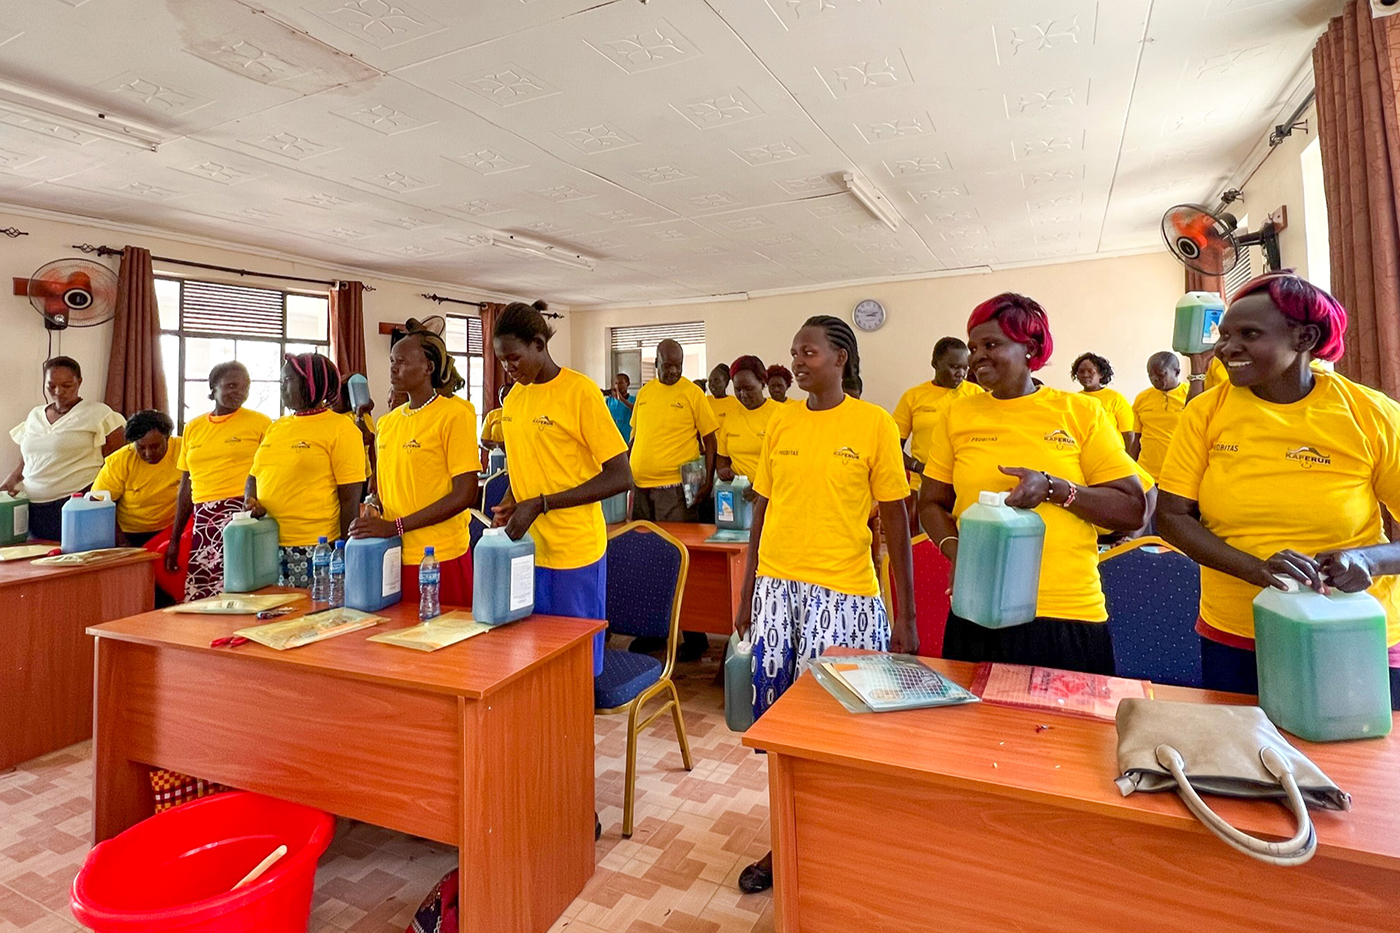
[319,535,328,544]
[424,545,435,556]
[334,539,345,549]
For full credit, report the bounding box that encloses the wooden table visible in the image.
[744,657,1400,933]
[620,522,748,635]
[0,548,157,771]
[89,592,603,933]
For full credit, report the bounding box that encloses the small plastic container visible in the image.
[70,791,333,933]
[472,528,535,625]
[1172,291,1226,355]
[724,631,754,732]
[1254,579,1392,742]
[714,476,753,531]
[488,447,507,474]
[61,491,116,553]
[0,491,29,545]
[680,458,706,508]
[345,373,371,411]
[344,535,403,611]
[221,513,280,593]
[951,491,1046,628]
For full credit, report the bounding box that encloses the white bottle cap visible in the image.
[483,527,505,537]
[979,490,1010,507]
[231,511,253,521]
[1273,575,1302,594]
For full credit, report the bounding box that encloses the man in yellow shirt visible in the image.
[891,336,979,492]
[92,410,183,547]
[629,339,719,523]
[1129,351,1189,478]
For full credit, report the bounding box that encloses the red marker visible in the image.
[210,636,249,648]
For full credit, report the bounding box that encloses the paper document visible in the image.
[812,654,980,713]
[366,610,494,651]
[971,663,1152,722]
[235,607,383,650]
[164,593,303,615]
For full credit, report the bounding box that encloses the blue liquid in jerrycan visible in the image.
[714,476,752,531]
[61,492,116,553]
[346,373,371,411]
[950,491,1045,628]
[472,528,535,625]
[222,512,280,592]
[344,536,403,611]
[1254,580,1392,742]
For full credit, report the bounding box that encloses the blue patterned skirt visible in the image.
[751,575,890,720]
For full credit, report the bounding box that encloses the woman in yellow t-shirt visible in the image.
[350,328,479,605]
[167,362,272,600]
[735,316,916,895]
[92,410,182,547]
[247,354,366,586]
[892,336,980,489]
[919,294,1147,675]
[716,355,778,482]
[765,363,801,407]
[1072,352,1136,451]
[1158,272,1400,704]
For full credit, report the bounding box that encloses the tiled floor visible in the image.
[0,652,773,933]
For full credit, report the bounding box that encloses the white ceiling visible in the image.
[0,0,1338,306]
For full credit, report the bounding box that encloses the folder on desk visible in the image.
[366,611,494,651]
[812,654,980,714]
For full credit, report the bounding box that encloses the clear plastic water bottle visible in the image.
[419,545,441,621]
[311,535,332,603]
[329,539,346,608]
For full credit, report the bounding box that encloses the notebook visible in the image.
[970,663,1153,723]
[812,654,980,713]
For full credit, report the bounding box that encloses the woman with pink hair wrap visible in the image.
[917,293,1147,674]
[1157,272,1400,705]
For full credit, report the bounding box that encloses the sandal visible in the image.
[737,858,773,894]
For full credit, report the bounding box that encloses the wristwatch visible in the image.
[1188,374,1206,382]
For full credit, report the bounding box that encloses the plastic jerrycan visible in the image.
[950,491,1046,628]
[472,528,536,625]
[488,447,507,474]
[60,491,116,553]
[1172,291,1226,355]
[0,491,29,545]
[222,512,281,593]
[346,373,371,411]
[1253,578,1392,741]
[725,631,755,732]
[601,490,628,524]
[344,535,403,611]
[715,476,753,531]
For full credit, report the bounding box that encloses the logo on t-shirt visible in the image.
[1285,445,1331,469]
[224,435,246,444]
[532,415,555,431]
[969,435,999,443]
[670,401,685,410]
[776,449,800,457]
[290,441,311,451]
[833,446,860,460]
[1043,429,1077,448]
[1213,442,1239,452]
[402,439,422,449]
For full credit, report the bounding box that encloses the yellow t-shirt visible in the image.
[1203,356,1330,392]
[92,436,184,533]
[718,399,779,481]
[1081,387,1135,441]
[892,379,982,491]
[341,411,375,477]
[375,396,480,564]
[755,397,909,597]
[500,368,629,570]
[629,378,720,487]
[482,408,505,444]
[1132,383,1189,478]
[1158,371,1400,645]
[925,387,1140,622]
[251,412,367,546]
[177,408,272,504]
[707,394,743,434]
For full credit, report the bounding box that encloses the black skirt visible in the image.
[942,610,1116,675]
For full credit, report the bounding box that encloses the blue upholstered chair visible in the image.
[466,509,490,554]
[599,521,694,837]
[1100,536,1204,688]
[481,470,509,520]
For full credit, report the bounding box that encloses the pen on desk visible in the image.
[210,636,249,648]
[256,607,296,619]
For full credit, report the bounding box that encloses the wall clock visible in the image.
[852,298,886,332]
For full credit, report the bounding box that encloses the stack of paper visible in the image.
[165,593,302,615]
[812,654,980,713]
[366,611,494,652]
[235,607,383,650]
[970,663,1152,722]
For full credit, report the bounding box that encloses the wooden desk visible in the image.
[744,658,1400,933]
[0,549,156,770]
[89,594,603,933]
[631,522,748,635]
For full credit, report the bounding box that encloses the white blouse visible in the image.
[9,399,125,503]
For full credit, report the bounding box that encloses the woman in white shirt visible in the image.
[3,356,125,541]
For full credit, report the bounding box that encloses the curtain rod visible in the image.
[421,292,564,318]
[2,227,28,238]
[70,243,377,291]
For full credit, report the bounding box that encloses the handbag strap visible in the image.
[1155,744,1317,866]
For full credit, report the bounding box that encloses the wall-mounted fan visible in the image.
[1161,198,1282,278]
[12,259,118,330]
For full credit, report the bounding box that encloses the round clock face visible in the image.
[853,298,886,332]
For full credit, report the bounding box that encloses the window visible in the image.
[1300,136,1331,294]
[444,314,485,425]
[609,322,707,386]
[156,277,330,430]
[1223,214,1255,301]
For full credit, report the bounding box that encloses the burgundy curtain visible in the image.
[1314,2,1400,396]
[105,245,167,416]
[330,281,366,379]
[479,302,508,413]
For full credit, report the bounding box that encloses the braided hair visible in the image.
[802,315,861,385]
[284,352,342,410]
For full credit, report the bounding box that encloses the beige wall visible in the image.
[0,209,541,468]
[570,251,1187,412]
[1231,103,1321,284]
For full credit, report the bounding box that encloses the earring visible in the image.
[1025,353,1032,359]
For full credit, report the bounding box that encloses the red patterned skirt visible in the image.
[185,496,244,601]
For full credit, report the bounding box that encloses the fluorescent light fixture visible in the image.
[842,171,900,232]
[0,79,167,151]
[489,234,596,271]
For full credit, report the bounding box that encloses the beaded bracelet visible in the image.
[394,517,405,536]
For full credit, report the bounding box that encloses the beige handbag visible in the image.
[1114,698,1351,866]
